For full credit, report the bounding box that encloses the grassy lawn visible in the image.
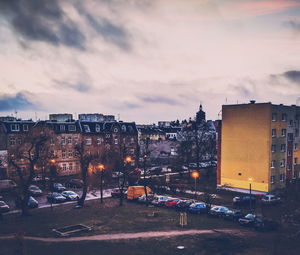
[0,198,240,237]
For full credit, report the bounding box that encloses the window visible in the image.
[61,137,66,145]
[288,150,292,156]
[271,160,275,168]
[288,133,293,141]
[68,150,73,158]
[60,125,65,131]
[296,129,299,137]
[280,144,286,152]
[294,158,298,165]
[280,174,285,182]
[280,159,286,167]
[287,164,292,171]
[97,138,102,145]
[293,170,297,179]
[50,137,55,145]
[68,125,76,131]
[281,129,286,137]
[62,150,66,158]
[86,138,92,145]
[9,137,16,146]
[105,134,110,138]
[272,129,276,137]
[289,120,293,127]
[270,175,275,184]
[95,124,101,132]
[10,124,19,131]
[130,138,135,144]
[69,163,73,171]
[113,127,118,133]
[17,138,22,145]
[272,113,277,121]
[73,137,78,144]
[83,125,90,133]
[121,125,126,132]
[294,143,298,151]
[67,137,72,144]
[23,124,29,131]
[281,113,287,121]
[62,163,67,171]
[271,144,276,153]
[114,138,118,145]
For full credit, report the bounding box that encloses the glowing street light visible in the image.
[124,156,132,164]
[248,177,253,212]
[95,163,105,204]
[191,171,200,198]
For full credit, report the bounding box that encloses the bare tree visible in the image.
[9,125,49,216]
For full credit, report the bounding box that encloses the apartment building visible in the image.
[218,101,300,193]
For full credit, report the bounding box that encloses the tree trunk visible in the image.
[78,167,88,207]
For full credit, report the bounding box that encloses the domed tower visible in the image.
[196,104,206,124]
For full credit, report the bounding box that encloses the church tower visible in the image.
[196,104,206,124]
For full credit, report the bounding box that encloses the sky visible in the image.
[0,0,300,123]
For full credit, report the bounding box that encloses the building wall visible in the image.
[220,103,271,192]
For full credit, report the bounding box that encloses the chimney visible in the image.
[250,100,256,104]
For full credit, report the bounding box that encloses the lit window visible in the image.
[281,113,287,121]
[281,129,286,137]
[272,113,277,122]
[10,124,19,131]
[271,129,276,137]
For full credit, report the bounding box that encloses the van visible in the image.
[127,186,152,200]
[0,179,17,191]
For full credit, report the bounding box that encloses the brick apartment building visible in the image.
[218,101,300,193]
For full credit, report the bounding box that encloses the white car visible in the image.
[261,195,281,204]
[112,172,124,178]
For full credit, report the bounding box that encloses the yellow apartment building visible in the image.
[218,101,300,193]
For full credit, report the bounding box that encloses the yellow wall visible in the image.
[220,103,271,192]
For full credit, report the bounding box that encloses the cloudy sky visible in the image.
[0,0,300,123]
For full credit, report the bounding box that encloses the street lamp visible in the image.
[124,156,132,164]
[191,171,200,198]
[49,159,57,211]
[95,164,105,204]
[248,177,253,212]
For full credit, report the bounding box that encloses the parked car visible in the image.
[111,188,127,198]
[254,219,280,231]
[223,210,244,221]
[28,185,42,196]
[0,179,17,191]
[151,195,170,207]
[112,172,124,178]
[149,167,162,175]
[0,201,10,213]
[233,196,256,206]
[188,203,207,214]
[165,198,181,208]
[127,186,152,200]
[238,214,262,227]
[137,194,154,203]
[47,192,67,203]
[61,191,79,201]
[65,179,83,188]
[261,195,281,205]
[209,206,229,217]
[176,200,195,211]
[32,175,50,183]
[52,183,66,192]
[15,196,38,209]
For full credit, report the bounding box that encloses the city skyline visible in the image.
[0,0,300,123]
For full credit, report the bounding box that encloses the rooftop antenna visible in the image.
[15,110,17,119]
[225,98,228,104]
[35,112,37,121]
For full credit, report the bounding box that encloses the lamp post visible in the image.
[191,171,200,199]
[95,164,105,204]
[49,159,56,211]
[248,177,253,212]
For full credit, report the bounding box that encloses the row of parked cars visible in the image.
[134,194,280,232]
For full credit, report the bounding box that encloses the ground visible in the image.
[1,198,300,255]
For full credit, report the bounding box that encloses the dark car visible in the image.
[0,201,10,213]
[238,214,262,227]
[209,206,229,217]
[61,191,79,201]
[233,196,256,206]
[52,183,66,192]
[65,179,83,189]
[224,210,244,221]
[188,203,207,214]
[111,188,127,198]
[176,200,195,211]
[254,219,280,232]
[47,192,67,203]
[15,196,38,209]
[28,185,42,196]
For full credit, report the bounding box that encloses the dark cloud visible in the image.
[283,20,300,32]
[0,92,36,111]
[283,70,300,84]
[53,80,91,93]
[123,102,140,109]
[140,95,181,106]
[0,0,86,50]
[74,3,131,50]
